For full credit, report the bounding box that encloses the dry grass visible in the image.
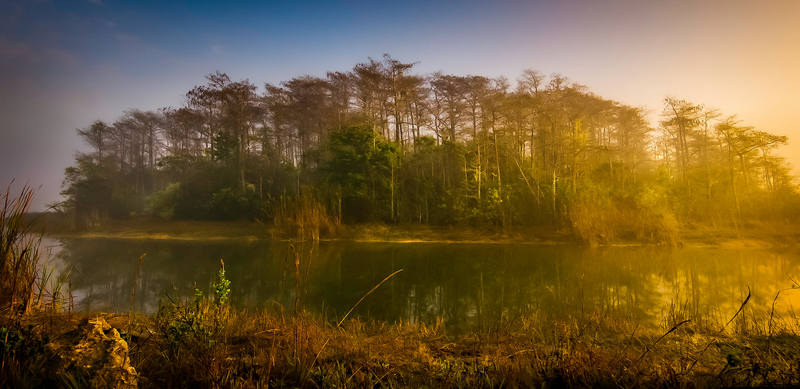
[1,185,69,317]
[1,184,42,315]
[4,304,800,388]
[569,196,681,247]
[270,191,340,242]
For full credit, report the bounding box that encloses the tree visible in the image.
[325,125,398,222]
[58,56,798,233]
[77,120,112,163]
[429,73,469,142]
[661,97,703,185]
[716,116,787,217]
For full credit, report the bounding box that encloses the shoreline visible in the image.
[38,217,800,249]
[7,214,800,387]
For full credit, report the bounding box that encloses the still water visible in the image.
[46,238,800,333]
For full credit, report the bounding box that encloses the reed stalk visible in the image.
[1,184,44,316]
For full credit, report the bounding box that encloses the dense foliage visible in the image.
[57,55,799,241]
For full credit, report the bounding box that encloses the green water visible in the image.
[49,238,800,333]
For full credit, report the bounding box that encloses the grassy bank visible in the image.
[38,213,800,248]
[38,214,570,244]
[3,301,800,388]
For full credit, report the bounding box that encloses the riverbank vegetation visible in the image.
[50,55,800,246]
[1,186,67,317]
[5,300,800,388]
[36,214,800,249]
[6,187,800,387]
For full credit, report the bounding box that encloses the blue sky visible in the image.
[1,0,799,210]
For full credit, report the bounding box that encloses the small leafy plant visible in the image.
[159,260,233,351]
[213,259,230,306]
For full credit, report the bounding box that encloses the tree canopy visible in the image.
[57,55,800,243]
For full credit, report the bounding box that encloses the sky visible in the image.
[1,0,799,211]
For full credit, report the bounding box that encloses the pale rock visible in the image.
[47,317,138,388]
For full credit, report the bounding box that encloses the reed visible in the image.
[568,194,681,246]
[270,191,339,242]
[0,184,63,316]
[1,184,73,387]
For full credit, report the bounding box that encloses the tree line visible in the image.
[56,55,799,242]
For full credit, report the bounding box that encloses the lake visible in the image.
[45,238,800,334]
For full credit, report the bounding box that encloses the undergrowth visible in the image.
[4,303,799,388]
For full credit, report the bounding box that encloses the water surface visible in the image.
[48,238,800,333]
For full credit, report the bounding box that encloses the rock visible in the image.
[47,317,138,388]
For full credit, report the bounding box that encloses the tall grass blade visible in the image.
[337,269,403,328]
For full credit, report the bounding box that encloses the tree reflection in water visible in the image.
[53,238,800,334]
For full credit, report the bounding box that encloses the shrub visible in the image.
[145,182,181,220]
[206,187,259,221]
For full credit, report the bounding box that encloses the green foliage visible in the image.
[210,132,238,163]
[167,166,224,220]
[60,156,115,225]
[144,169,260,221]
[0,323,50,387]
[214,264,230,306]
[158,152,196,182]
[159,260,232,356]
[161,296,215,349]
[207,187,259,220]
[325,125,399,222]
[145,182,180,220]
[194,287,203,310]
[57,63,800,237]
[0,327,23,356]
